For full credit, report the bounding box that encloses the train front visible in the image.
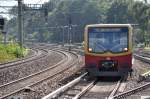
[84,24,132,77]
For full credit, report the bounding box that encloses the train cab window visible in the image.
[88,27,129,53]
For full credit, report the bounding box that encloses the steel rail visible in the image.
[112,81,150,99]
[0,50,66,88]
[0,50,68,98]
[134,54,150,81]
[0,44,58,67]
[42,73,88,99]
[0,48,38,66]
[0,49,80,98]
[109,53,150,99]
[107,80,122,99]
[134,54,150,64]
[0,44,61,69]
[0,48,45,69]
[72,80,96,99]
[0,46,60,70]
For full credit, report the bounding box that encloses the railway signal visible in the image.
[67,14,72,51]
[44,8,48,21]
[0,17,4,30]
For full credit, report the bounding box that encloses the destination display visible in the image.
[88,27,128,33]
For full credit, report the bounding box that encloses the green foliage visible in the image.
[5,0,150,44]
[0,43,28,63]
[107,1,130,23]
[132,1,150,29]
[134,29,144,43]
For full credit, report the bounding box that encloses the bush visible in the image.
[0,43,29,63]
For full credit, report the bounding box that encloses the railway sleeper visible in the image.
[138,71,150,82]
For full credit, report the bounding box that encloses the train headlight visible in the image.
[112,63,114,67]
[89,48,92,51]
[124,48,128,51]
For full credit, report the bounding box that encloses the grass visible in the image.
[0,43,29,63]
[144,47,150,51]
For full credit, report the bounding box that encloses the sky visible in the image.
[0,0,49,18]
[24,0,49,4]
[136,0,150,2]
[0,0,49,6]
[0,0,150,19]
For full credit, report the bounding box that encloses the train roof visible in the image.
[86,24,132,28]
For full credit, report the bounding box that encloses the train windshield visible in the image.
[88,27,128,53]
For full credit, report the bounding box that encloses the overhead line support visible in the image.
[18,0,23,52]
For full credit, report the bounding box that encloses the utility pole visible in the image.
[62,27,64,46]
[2,31,6,45]
[61,26,65,46]
[18,0,23,50]
[68,14,72,51]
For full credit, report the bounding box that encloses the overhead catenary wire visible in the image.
[0,0,16,1]
[36,0,43,4]
[0,0,17,15]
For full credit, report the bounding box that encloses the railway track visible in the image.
[104,51,150,99]
[42,73,123,99]
[0,48,38,66]
[134,54,150,64]
[0,48,47,69]
[135,50,150,58]
[81,79,122,99]
[0,47,52,85]
[110,81,150,99]
[0,43,64,85]
[59,79,97,99]
[0,49,80,99]
[42,73,88,99]
[133,51,150,79]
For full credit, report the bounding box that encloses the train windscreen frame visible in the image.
[88,27,129,53]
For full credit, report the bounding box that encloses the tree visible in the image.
[132,1,150,43]
[106,0,131,23]
[5,0,150,44]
